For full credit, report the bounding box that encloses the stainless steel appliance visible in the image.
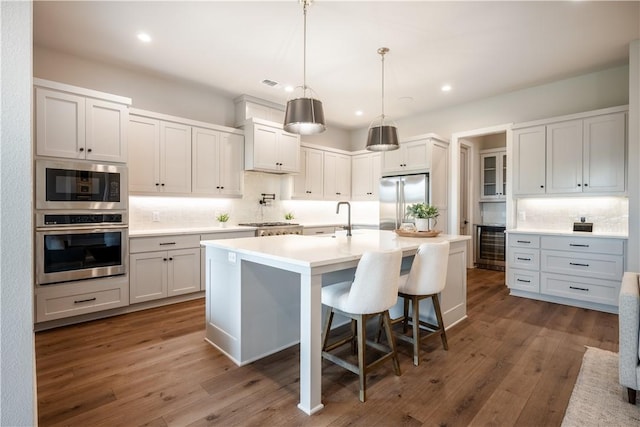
[475,224,506,270]
[238,222,303,236]
[36,159,127,210]
[35,212,128,285]
[379,173,429,230]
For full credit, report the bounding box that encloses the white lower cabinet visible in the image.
[506,232,625,312]
[130,234,201,303]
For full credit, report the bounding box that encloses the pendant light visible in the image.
[283,0,326,135]
[366,47,399,151]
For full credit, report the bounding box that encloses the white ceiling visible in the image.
[34,1,640,130]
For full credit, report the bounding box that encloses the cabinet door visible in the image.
[160,121,192,193]
[277,131,300,173]
[219,132,244,196]
[480,154,499,199]
[371,153,382,198]
[252,124,279,171]
[382,146,404,174]
[294,148,323,199]
[191,127,221,195]
[85,99,128,163]
[546,120,583,194]
[167,248,201,297]
[431,141,449,211]
[324,152,350,200]
[351,154,373,200]
[583,112,626,193]
[335,154,351,199]
[404,140,430,172]
[512,126,546,195]
[130,252,167,303]
[292,147,310,199]
[35,88,86,159]
[128,116,161,192]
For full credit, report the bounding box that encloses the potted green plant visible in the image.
[216,213,230,228]
[406,203,439,231]
[284,212,295,222]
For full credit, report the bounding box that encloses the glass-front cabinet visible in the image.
[480,149,507,201]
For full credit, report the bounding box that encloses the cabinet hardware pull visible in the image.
[584,183,588,187]
[155,183,160,186]
[163,258,168,261]
[516,279,531,283]
[517,257,531,261]
[569,286,589,292]
[169,257,173,261]
[540,185,544,188]
[161,183,165,186]
[577,183,581,187]
[79,147,84,152]
[516,240,531,244]
[569,262,590,267]
[87,148,92,153]
[159,242,176,246]
[74,297,96,304]
[569,244,589,247]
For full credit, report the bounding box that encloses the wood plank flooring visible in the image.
[35,269,619,426]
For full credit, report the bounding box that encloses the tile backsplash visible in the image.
[129,171,379,229]
[516,197,628,234]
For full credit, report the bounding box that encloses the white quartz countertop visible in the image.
[129,225,257,238]
[506,229,628,239]
[201,229,470,269]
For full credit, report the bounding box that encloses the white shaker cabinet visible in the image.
[512,107,627,196]
[128,115,192,194]
[244,119,300,173]
[292,147,324,199]
[192,127,244,197]
[35,82,130,163]
[323,152,351,200]
[351,153,381,201]
[130,234,201,303]
[381,139,429,175]
[512,126,546,195]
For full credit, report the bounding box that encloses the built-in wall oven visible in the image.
[36,159,127,210]
[475,224,506,271]
[35,212,128,285]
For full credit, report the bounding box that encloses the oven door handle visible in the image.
[36,225,128,232]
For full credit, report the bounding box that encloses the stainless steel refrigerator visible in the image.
[379,173,429,230]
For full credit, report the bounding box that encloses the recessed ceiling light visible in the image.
[441,84,452,92]
[355,110,364,116]
[284,86,294,93]
[398,96,414,103]
[137,32,152,43]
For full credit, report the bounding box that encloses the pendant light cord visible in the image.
[303,0,308,93]
[378,47,389,122]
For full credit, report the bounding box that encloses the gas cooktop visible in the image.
[238,222,300,227]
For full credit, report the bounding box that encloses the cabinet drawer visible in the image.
[303,226,338,236]
[201,231,255,240]
[508,269,540,293]
[541,250,623,281]
[36,280,128,322]
[130,234,200,253]
[540,273,619,306]
[508,233,540,249]
[540,236,623,255]
[508,248,540,270]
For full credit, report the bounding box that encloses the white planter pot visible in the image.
[219,222,227,228]
[415,218,429,231]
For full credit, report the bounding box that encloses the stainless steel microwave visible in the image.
[36,160,128,210]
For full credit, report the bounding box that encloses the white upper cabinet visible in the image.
[480,149,507,201]
[513,108,627,196]
[128,115,191,194]
[546,119,584,194]
[35,81,130,163]
[513,125,546,195]
[293,147,324,199]
[351,153,381,201]
[244,119,300,173]
[192,127,244,197]
[323,152,351,200]
[382,139,430,175]
[582,112,626,193]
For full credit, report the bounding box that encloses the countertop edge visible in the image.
[506,229,628,239]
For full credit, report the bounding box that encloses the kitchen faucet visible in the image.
[336,201,352,237]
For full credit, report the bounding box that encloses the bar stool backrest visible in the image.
[345,249,402,314]
[404,241,450,295]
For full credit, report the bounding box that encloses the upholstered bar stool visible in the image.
[394,241,450,366]
[321,249,402,402]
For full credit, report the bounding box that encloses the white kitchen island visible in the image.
[201,230,470,415]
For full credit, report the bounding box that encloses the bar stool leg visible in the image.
[322,306,334,350]
[402,297,410,333]
[356,314,367,402]
[432,294,448,350]
[411,295,421,366]
[382,311,401,376]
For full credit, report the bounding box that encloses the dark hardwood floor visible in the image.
[35,269,619,426]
